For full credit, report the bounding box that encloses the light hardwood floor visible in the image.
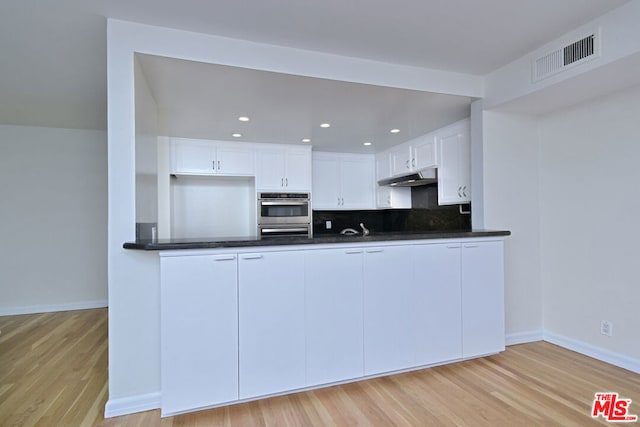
[1,308,638,426]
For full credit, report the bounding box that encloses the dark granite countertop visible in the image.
[123,230,510,250]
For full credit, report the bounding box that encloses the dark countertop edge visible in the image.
[123,230,511,251]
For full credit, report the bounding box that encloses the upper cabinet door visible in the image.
[437,119,471,205]
[412,135,437,170]
[256,145,312,191]
[375,152,391,181]
[215,143,255,176]
[171,138,215,175]
[390,145,412,177]
[284,147,312,191]
[312,152,374,210]
[340,156,374,209]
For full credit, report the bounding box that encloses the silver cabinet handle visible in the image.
[212,160,216,171]
[345,249,363,254]
[446,244,460,249]
[241,254,263,260]
[366,249,383,253]
[405,159,410,169]
[338,197,341,206]
[462,186,467,197]
[457,186,462,198]
[214,255,236,261]
[261,201,308,206]
[463,244,479,249]
[218,160,221,170]
[281,178,284,187]
[412,158,416,167]
[285,177,288,187]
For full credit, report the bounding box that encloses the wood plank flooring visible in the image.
[1,308,638,426]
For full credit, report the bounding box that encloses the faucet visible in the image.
[359,223,370,236]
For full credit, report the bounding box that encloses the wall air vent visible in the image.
[533,30,600,82]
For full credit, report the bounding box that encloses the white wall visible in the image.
[0,124,107,315]
[539,85,640,361]
[482,111,542,338]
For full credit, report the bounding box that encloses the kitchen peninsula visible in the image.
[124,230,509,416]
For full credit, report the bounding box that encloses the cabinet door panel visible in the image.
[462,241,505,358]
[257,149,285,190]
[305,249,364,386]
[161,255,238,415]
[238,252,306,399]
[285,149,312,191]
[216,144,255,175]
[171,139,215,175]
[437,120,470,205]
[390,146,412,177]
[340,157,374,209]
[413,136,437,170]
[363,246,414,375]
[312,157,340,209]
[413,244,462,365]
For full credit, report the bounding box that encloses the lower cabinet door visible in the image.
[238,251,306,399]
[363,246,415,375]
[305,249,364,386]
[462,241,505,358]
[413,244,462,365]
[160,254,238,415]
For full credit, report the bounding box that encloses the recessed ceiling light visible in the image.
[390,128,400,134]
[238,116,250,122]
[363,142,372,146]
[320,123,331,128]
[302,138,311,143]
[232,133,242,138]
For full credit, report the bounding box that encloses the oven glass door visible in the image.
[259,200,309,224]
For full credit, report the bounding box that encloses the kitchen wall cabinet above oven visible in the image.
[256,145,312,192]
[170,138,255,176]
[312,152,375,210]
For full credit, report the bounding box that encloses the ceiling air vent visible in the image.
[533,31,600,82]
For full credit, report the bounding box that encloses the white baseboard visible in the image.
[543,331,640,374]
[105,392,161,418]
[0,300,108,316]
[506,330,544,346]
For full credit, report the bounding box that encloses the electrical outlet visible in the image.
[326,220,332,230]
[600,320,613,337]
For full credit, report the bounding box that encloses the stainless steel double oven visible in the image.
[257,192,312,239]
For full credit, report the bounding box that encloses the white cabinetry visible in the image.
[437,119,471,205]
[160,254,238,415]
[388,135,437,177]
[256,145,312,191]
[413,244,462,365]
[375,152,411,209]
[304,249,364,386]
[363,246,414,375]
[170,138,254,176]
[238,251,306,399]
[312,152,374,210]
[461,241,505,358]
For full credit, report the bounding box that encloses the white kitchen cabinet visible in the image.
[170,138,254,176]
[413,243,462,366]
[461,241,505,358]
[160,254,238,415]
[389,145,413,177]
[412,134,437,170]
[388,135,437,178]
[304,249,364,386]
[363,245,415,375]
[312,152,374,210]
[375,152,411,209]
[238,251,306,399]
[437,119,471,205]
[256,145,312,191]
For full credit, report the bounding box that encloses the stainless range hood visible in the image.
[377,168,438,187]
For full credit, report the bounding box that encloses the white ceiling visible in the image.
[137,54,471,153]
[0,0,631,141]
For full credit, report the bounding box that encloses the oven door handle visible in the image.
[261,227,309,233]
[260,201,309,206]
